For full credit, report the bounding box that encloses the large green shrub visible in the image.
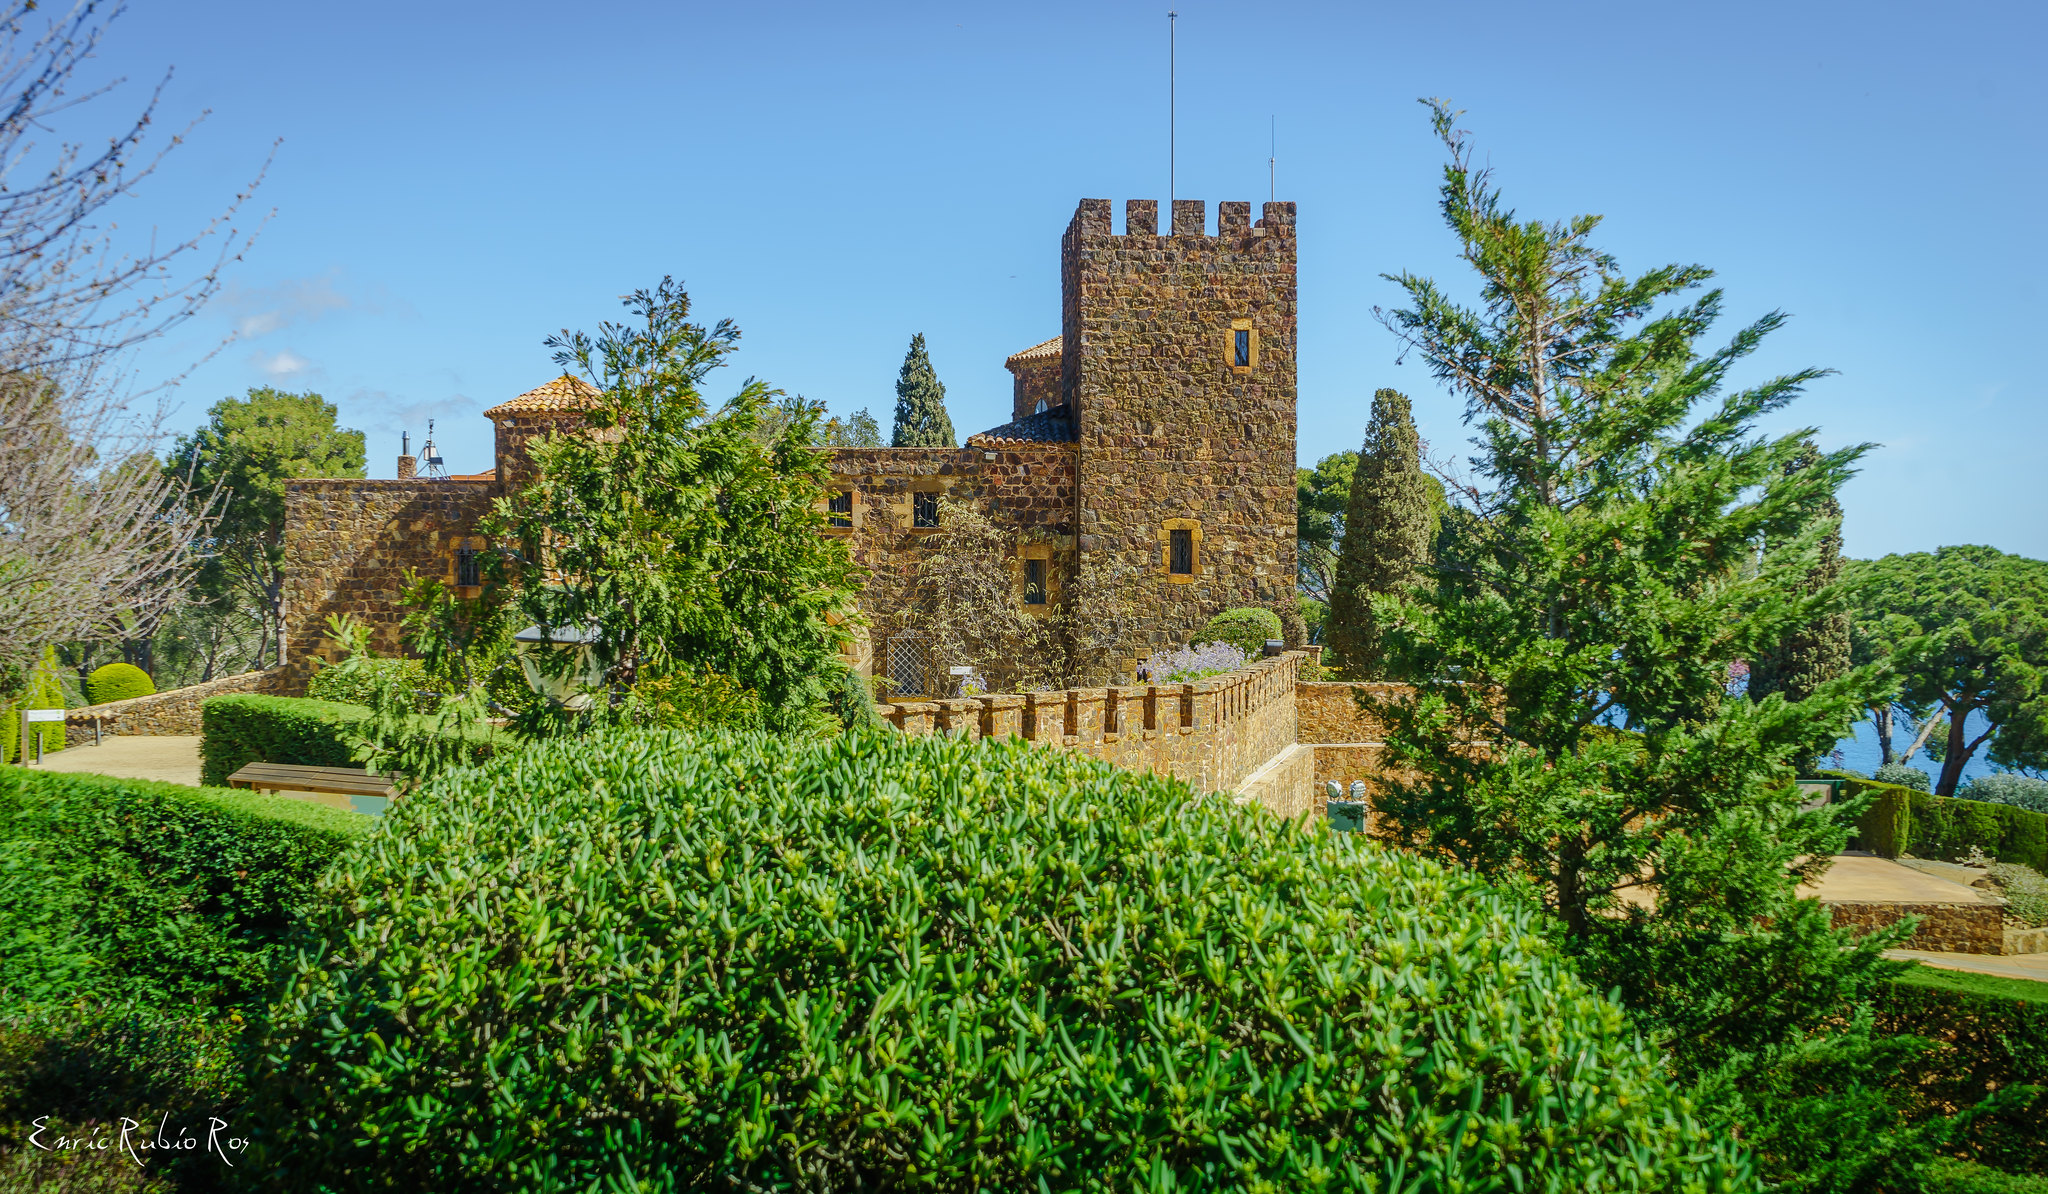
[1960,773,2048,813]
[84,661,156,705]
[1,646,67,764]
[1873,761,1933,791]
[1826,771,2048,872]
[243,730,1751,1191]
[1197,606,1283,658]
[0,768,369,1010]
[305,655,434,712]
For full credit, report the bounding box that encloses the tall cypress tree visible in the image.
[1326,388,1439,678]
[1750,441,1851,711]
[890,333,956,448]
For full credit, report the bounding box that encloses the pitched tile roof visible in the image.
[967,402,1075,447]
[483,374,603,418]
[1004,336,1061,369]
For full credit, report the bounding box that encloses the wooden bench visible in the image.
[226,762,404,800]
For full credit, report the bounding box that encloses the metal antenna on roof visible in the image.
[1168,10,1177,211]
[420,418,448,480]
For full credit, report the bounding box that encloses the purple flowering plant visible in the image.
[1136,641,1251,683]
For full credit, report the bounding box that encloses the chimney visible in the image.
[397,431,417,479]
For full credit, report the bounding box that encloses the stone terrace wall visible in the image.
[877,651,1303,798]
[1829,900,2008,955]
[62,667,288,740]
[1296,681,1405,744]
[281,479,498,691]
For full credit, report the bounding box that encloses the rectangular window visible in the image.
[828,490,853,528]
[1024,558,1047,605]
[455,547,480,587]
[1169,528,1194,575]
[913,490,939,528]
[1234,329,1251,368]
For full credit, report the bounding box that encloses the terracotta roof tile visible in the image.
[483,374,603,418]
[1004,336,1061,369]
[967,402,1075,447]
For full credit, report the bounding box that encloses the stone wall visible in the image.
[1062,197,1298,653]
[1296,681,1404,743]
[280,478,498,690]
[879,650,1303,797]
[1008,353,1061,422]
[1233,743,1314,819]
[62,668,289,739]
[1828,900,2008,955]
[828,443,1078,692]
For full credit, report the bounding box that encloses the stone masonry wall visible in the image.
[1009,354,1062,421]
[62,667,289,740]
[1829,900,2008,955]
[828,443,1078,691]
[1062,198,1298,654]
[281,479,498,690]
[877,651,1303,800]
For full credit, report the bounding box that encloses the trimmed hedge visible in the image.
[85,661,156,705]
[305,655,434,712]
[1198,605,1284,657]
[200,693,501,786]
[243,729,1752,1191]
[0,768,369,1010]
[1,646,67,764]
[1824,770,2048,872]
[1874,973,2048,1173]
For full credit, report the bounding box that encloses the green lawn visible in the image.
[1892,964,2048,1005]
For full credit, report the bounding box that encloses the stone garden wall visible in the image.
[62,667,289,740]
[1828,900,2008,955]
[879,650,1304,802]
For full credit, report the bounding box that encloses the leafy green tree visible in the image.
[1327,389,1440,679]
[889,333,955,448]
[1367,102,1910,1187]
[1749,442,1852,758]
[1295,450,1355,614]
[167,389,365,670]
[476,277,863,737]
[1844,546,2048,795]
[821,407,883,448]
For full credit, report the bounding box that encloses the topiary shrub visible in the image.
[84,661,156,705]
[2,646,68,763]
[1873,761,1932,790]
[1197,606,1283,659]
[199,695,372,786]
[242,729,1751,1191]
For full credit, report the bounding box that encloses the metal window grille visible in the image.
[1234,329,1251,367]
[828,490,853,528]
[1024,558,1047,605]
[455,547,481,587]
[1169,528,1194,574]
[889,635,928,696]
[913,490,939,528]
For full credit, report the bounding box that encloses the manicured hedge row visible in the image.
[200,693,500,786]
[242,728,1752,1191]
[1824,770,2048,872]
[1873,974,2048,1173]
[0,769,369,1010]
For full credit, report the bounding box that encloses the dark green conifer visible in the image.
[890,333,956,448]
[1750,441,1851,710]
[1327,388,1439,678]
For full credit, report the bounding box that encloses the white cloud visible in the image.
[220,271,398,340]
[253,349,313,378]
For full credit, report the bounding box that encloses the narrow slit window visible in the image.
[455,547,481,587]
[1169,528,1194,575]
[1024,558,1047,605]
[828,490,853,528]
[1234,329,1251,368]
[913,491,939,528]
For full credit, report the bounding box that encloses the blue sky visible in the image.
[81,0,2046,560]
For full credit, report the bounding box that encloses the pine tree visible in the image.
[890,334,955,448]
[1326,389,1439,678]
[1750,442,1851,719]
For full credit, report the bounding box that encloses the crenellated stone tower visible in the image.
[1062,198,1299,650]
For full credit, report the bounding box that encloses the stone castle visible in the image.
[281,198,1299,693]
